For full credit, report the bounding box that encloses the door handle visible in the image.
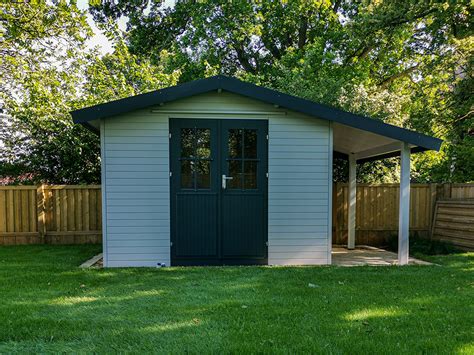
[222,174,233,189]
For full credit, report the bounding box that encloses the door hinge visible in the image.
[266,172,269,178]
[169,133,172,139]
[170,241,173,247]
[169,171,172,177]
[266,134,269,140]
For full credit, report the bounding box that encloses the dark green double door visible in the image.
[170,119,268,266]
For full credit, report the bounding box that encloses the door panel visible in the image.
[175,193,218,257]
[170,119,219,264]
[221,194,265,258]
[220,120,268,263]
[170,118,268,266]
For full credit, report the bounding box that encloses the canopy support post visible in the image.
[398,142,411,265]
[348,154,356,250]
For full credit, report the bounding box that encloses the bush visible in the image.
[387,234,462,256]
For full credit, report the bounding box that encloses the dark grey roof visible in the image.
[70,75,442,152]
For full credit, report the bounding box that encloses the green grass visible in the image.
[0,246,473,353]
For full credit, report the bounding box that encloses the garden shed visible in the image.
[71,76,442,267]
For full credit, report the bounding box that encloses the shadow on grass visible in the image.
[0,245,472,353]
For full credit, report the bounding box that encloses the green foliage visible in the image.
[1,1,472,183]
[90,0,473,183]
[0,1,98,184]
[388,235,463,256]
[83,33,181,106]
[0,2,178,184]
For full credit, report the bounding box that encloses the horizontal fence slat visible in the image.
[432,199,474,250]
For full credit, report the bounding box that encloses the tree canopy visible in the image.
[0,1,178,184]
[1,0,473,184]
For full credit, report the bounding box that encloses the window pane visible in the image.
[244,161,258,189]
[244,129,257,158]
[228,129,242,158]
[196,129,211,158]
[196,160,211,189]
[228,160,242,189]
[180,160,194,188]
[180,128,194,158]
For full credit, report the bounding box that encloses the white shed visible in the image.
[71,76,441,267]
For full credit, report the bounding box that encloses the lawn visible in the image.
[0,246,472,353]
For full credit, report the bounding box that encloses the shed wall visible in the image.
[102,112,170,267]
[101,92,331,266]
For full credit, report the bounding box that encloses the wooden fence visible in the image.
[0,183,473,247]
[333,183,431,245]
[332,183,474,246]
[431,200,474,250]
[0,185,101,245]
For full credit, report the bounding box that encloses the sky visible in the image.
[76,0,124,55]
[75,0,175,55]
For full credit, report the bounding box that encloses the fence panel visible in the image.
[0,186,39,245]
[451,184,474,199]
[0,185,101,245]
[333,183,434,245]
[432,200,474,250]
[0,183,472,247]
[42,186,102,244]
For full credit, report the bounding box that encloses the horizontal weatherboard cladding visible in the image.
[102,110,170,267]
[107,239,170,247]
[264,100,331,264]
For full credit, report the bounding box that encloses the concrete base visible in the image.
[332,246,432,266]
[79,253,103,268]
[80,248,432,268]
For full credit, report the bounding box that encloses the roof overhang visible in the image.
[71,75,442,161]
[332,123,434,163]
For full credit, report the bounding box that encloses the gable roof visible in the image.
[70,75,442,152]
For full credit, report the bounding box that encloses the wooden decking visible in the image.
[332,246,432,266]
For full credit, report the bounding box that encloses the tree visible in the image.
[90,0,473,182]
[0,2,179,184]
[0,1,96,184]
[82,26,181,106]
[2,1,472,183]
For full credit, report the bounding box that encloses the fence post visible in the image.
[334,182,343,245]
[443,183,452,200]
[428,183,437,239]
[36,185,46,243]
[332,183,337,245]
